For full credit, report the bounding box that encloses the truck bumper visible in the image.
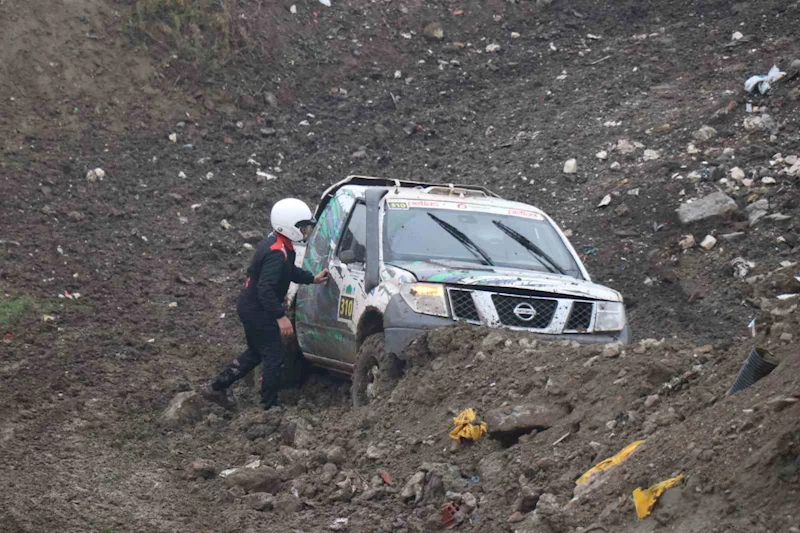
[383,295,632,357]
[383,295,455,358]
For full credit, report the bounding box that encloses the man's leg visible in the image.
[245,325,285,410]
[209,346,261,392]
[201,321,263,408]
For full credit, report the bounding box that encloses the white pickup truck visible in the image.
[285,176,630,406]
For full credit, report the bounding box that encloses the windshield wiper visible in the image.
[491,220,566,276]
[427,213,494,266]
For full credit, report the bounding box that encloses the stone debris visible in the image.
[676,192,737,224]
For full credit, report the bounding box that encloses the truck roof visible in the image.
[313,175,500,218]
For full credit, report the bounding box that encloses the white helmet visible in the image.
[271,198,315,242]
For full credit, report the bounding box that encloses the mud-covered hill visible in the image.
[1,0,798,531]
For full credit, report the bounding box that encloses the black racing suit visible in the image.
[211,232,315,408]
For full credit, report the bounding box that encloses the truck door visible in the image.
[295,194,366,369]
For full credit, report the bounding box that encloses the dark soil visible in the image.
[1,0,799,531]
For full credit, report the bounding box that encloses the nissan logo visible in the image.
[513,302,537,322]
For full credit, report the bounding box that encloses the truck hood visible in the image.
[389,260,622,302]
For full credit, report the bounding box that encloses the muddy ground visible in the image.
[1,0,799,531]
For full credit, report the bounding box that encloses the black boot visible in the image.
[200,383,235,410]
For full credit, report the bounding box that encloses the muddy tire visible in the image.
[351,333,403,408]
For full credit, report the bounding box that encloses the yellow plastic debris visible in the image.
[575,440,646,486]
[632,474,684,519]
[449,408,488,441]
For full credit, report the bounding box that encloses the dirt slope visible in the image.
[1,0,799,531]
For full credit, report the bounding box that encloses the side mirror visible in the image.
[339,250,356,265]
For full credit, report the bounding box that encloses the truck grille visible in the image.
[449,289,480,322]
[491,294,558,329]
[447,287,598,334]
[565,301,593,331]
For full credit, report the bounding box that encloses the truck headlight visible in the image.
[594,301,627,332]
[400,283,449,318]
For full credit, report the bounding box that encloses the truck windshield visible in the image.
[382,205,582,278]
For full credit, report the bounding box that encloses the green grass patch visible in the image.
[0,296,28,326]
[130,0,235,68]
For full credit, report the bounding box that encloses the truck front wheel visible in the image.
[351,333,403,407]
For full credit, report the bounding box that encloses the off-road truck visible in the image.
[285,176,630,406]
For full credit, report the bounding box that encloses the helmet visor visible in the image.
[296,218,316,241]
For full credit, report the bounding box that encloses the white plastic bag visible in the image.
[744,65,786,94]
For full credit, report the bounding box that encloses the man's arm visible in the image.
[257,250,288,318]
[289,263,315,285]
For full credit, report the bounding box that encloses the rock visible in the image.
[169,133,178,143]
[700,235,717,250]
[261,128,277,137]
[732,31,744,41]
[225,466,282,494]
[643,149,661,161]
[280,416,315,448]
[161,391,203,425]
[508,511,525,523]
[514,485,542,513]
[762,177,776,185]
[264,92,278,108]
[401,471,426,502]
[462,492,477,510]
[679,234,696,250]
[615,139,636,154]
[423,22,444,41]
[595,150,608,160]
[273,493,303,514]
[693,125,718,141]
[746,198,769,226]
[563,159,578,174]
[486,43,501,53]
[719,231,747,242]
[730,167,746,181]
[744,113,778,135]
[644,394,660,409]
[603,343,622,358]
[325,445,346,465]
[329,518,349,531]
[614,204,630,217]
[479,452,506,480]
[67,211,85,221]
[242,492,275,511]
[485,403,570,442]
[676,192,737,224]
[239,230,265,243]
[220,219,232,230]
[321,463,339,483]
[189,459,217,479]
[767,396,799,412]
[482,331,506,349]
[730,257,754,278]
[365,445,384,460]
[610,161,621,171]
[86,168,105,182]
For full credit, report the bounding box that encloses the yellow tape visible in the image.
[448,408,488,441]
[575,440,646,486]
[632,474,684,519]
